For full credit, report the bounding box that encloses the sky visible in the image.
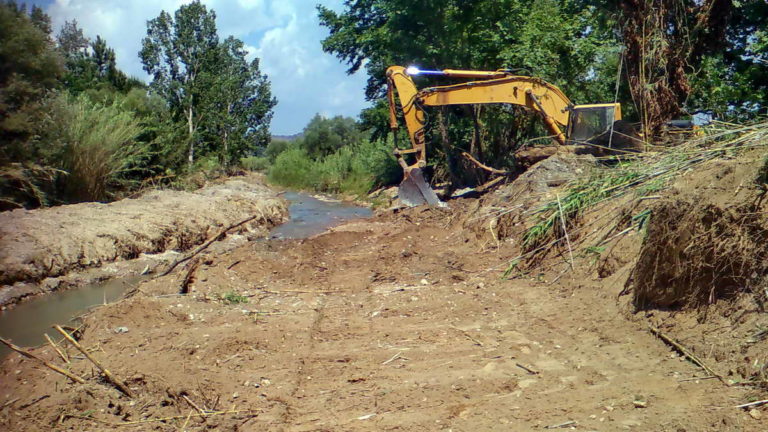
[31,0,370,135]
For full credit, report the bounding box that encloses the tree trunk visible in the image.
[438,108,460,193]
[187,106,194,167]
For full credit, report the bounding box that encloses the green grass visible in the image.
[222,291,249,304]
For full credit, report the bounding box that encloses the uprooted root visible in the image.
[629,199,768,310]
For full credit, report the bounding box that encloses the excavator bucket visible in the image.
[398,168,446,207]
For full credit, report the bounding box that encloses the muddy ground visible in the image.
[0,174,288,306]
[1,183,765,430]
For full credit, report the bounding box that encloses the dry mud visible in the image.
[0,174,288,306]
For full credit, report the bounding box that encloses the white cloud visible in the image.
[44,0,369,135]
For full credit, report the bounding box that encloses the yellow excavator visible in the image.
[386,65,624,206]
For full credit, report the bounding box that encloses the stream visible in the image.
[0,191,371,357]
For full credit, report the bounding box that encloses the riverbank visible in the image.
[0,174,288,307]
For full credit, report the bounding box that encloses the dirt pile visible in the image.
[0,175,287,289]
[628,155,768,309]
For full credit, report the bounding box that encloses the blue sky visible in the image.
[31,0,369,135]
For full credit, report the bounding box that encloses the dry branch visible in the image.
[160,212,264,277]
[461,152,509,175]
[649,326,724,384]
[53,325,134,397]
[0,337,84,384]
[44,333,69,363]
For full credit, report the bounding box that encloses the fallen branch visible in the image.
[556,194,574,270]
[649,326,725,384]
[461,152,509,175]
[0,337,85,384]
[381,351,403,366]
[44,333,69,364]
[160,212,264,277]
[53,325,133,398]
[544,420,576,429]
[179,257,200,294]
[734,399,768,409]
[515,362,540,375]
[450,326,484,347]
[476,176,507,193]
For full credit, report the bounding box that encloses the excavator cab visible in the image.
[566,103,622,143]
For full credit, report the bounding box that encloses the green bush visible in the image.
[265,139,292,163]
[240,156,270,172]
[39,93,149,202]
[268,148,317,190]
[267,138,399,197]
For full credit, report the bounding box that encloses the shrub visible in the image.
[39,93,149,202]
[267,148,317,190]
[240,156,270,172]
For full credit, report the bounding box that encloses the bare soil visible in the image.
[1,154,766,431]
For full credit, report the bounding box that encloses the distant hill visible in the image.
[271,133,303,142]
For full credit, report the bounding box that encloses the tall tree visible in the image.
[139,0,218,166]
[202,36,276,167]
[0,2,62,159]
[57,19,89,58]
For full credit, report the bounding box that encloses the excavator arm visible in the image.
[386,65,619,206]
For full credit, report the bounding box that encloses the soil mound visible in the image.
[0,175,287,288]
[628,156,768,309]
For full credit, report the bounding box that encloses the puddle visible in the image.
[0,191,371,358]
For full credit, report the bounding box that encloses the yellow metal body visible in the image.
[386,65,621,173]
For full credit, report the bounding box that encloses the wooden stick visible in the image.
[734,399,768,409]
[182,395,206,415]
[649,326,725,384]
[450,326,484,346]
[461,152,509,175]
[0,337,84,384]
[160,212,264,277]
[179,257,200,294]
[515,362,540,375]
[44,333,69,364]
[476,175,507,193]
[53,325,133,398]
[381,351,402,365]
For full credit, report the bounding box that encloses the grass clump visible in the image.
[222,291,249,304]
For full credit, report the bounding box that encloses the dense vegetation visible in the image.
[2,0,766,207]
[317,0,768,188]
[0,1,275,209]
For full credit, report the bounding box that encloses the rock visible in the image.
[114,326,129,334]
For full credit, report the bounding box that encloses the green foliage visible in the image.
[268,138,399,197]
[0,2,63,159]
[299,114,365,159]
[140,1,276,168]
[37,93,150,202]
[240,156,270,172]
[221,291,249,305]
[265,139,293,163]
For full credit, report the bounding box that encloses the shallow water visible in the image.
[0,191,371,358]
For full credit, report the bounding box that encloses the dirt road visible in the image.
[0,200,760,431]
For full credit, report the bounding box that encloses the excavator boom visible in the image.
[386,65,620,206]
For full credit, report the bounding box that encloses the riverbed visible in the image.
[0,191,371,357]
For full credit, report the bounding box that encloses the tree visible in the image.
[139,0,218,166]
[299,114,364,159]
[318,0,618,186]
[0,1,62,160]
[57,19,89,58]
[202,37,276,167]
